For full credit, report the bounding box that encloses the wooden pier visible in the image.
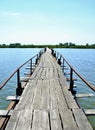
[0,48,94,130]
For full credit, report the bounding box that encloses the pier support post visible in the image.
[35,54,38,64]
[57,52,59,59]
[51,49,54,56]
[58,56,61,65]
[69,68,74,93]
[54,51,56,59]
[44,48,46,52]
[16,69,23,96]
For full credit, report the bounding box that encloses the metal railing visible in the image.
[0,48,46,130]
[52,49,95,93]
[0,49,44,96]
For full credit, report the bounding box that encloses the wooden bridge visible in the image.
[0,48,95,130]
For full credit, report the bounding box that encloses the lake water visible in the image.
[0,48,41,109]
[0,48,95,129]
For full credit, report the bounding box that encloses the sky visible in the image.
[0,0,95,45]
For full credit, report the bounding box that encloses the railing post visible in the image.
[57,52,59,59]
[35,54,38,64]
[39,51,41,58]
[44,48,46,52]
[51,49,54,56]
[16,69,23,96]
[58,55,61,65]
[69,68,74,93]
[54,51,56,58]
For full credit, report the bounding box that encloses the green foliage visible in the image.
[0,42,95,48]
[9,43,21,48]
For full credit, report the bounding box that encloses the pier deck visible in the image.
[5,49,93,130]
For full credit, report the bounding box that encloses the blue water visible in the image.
[0,48,40,109]
[0,48,95,129]
[55,48,95,129]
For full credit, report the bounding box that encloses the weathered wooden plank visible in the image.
[63,67,68,70]
[32,109,49,130]
[4,48,93,130]
[84,109,95,115]
[75,93,94,98]
[62,87,79,109]
[25,67,32,69]
[60,109,78,130]
[20,77,29,82]
[50,109,62,130]
[32,80,42,109]
[66,78,77,81]
[24,72,31,75]
[0,110,13,117]
[29,65,42,80]
[16,109,32,130]
[55,86,68,110]
[5,110,20,130]
[56,67,78,109]
[15,78,38,110]
[40,80,50,109]
[7,96,20,101]
[72,109,93,130]
[49,78,58,109]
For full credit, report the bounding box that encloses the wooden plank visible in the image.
[51,67,68,109]
[24,72,31,75]
[84,109,95,115]
[72,109,93,130]
[7,96,20,101]
[32,109,49,130]
[64,72,70,75]
[21,82,27,88]
[63,67,68,70]
[62,87,79,109]
[60,109,78,130]
[20,77,29,82]
[40,80,50,109]
[5,110,20,130]
[56,66,78,108]
[0,110,13,117]
[54,84,68,110]
[74,84,77,88]
[32,80,42,109]
[66,78,77,81]
[15,78,38,110]
[25,67,32,69]
[75,93,94,98]
[49,82,58,109]
[15,109,32,130]
[4,48,93,130]
[50,109,62,130]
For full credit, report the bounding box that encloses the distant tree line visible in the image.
[0,42,95,48]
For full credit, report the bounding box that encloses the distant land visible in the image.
[0,43,95,48]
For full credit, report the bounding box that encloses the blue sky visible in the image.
[0,0,95,45]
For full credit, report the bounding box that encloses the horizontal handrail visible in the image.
[0,53,40,90]
[0,48,45,129]
[55,50,95,92]
[63,55,95,92]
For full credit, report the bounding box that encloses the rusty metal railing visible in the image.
[0,48,45,130]
[0,49,44,95]
[52,49,95,93]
